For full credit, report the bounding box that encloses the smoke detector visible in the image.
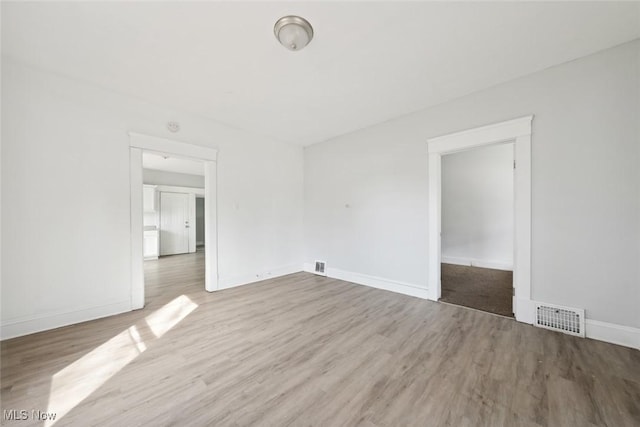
[167,121,180,133]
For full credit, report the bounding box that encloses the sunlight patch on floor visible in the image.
[145,294,198,338]
[45,295,198,426]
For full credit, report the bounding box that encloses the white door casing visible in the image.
[427,116,533,324]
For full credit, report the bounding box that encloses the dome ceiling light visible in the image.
[274,16,314,51]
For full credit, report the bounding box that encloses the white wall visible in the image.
[441,143,514,270]
[143,168,204,188]
[304,40,640,330]
[1,59,304,338]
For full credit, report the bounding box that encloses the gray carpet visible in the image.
[440,263,513,317]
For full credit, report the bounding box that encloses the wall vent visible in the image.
[534,302,585,337]
[314,260,327,276]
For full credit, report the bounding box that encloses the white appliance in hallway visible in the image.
[160,192,191,256]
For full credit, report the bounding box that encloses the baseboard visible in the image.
[218,264,302,290]
[441,256,512,271]
[585,319,640,350]
[514,298,535,324]
[303,263,429,299]
[1,300,132,341]
[515,299,639,349]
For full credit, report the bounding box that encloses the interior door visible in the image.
[159,192,190,256]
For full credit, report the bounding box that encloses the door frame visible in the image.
[129,132,218,310]
[426,116,534,323]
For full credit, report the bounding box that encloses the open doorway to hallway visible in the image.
[141,151,206,305]
[129,132,218,310]
[439,142,514,317]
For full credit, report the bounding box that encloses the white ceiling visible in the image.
[2,2,639,146]
[143,152,204,176]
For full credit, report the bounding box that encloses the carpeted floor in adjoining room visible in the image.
[440,263,513,317]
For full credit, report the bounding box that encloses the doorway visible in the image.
[439,143,514,317]
[129,132,218,310]
[143,156,205,304]
[427,116,534,324]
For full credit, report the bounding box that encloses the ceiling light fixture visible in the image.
[274,16,313,51]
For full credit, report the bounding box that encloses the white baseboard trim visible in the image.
[514,298,535,324]
[304,263,429,299]
[516,299,639,349]
[441,256,512,271]
[218,264,302,290]
[1,300,132,341]
[585,319,640,350]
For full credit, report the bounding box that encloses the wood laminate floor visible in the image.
[440,263,514,317]
[2,252,639,426]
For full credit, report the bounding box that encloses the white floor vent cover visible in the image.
[535,302,585,337]
[314,260,327,276]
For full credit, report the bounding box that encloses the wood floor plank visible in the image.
[2,250,639,426]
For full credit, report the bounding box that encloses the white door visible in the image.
[160,192,190,256]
